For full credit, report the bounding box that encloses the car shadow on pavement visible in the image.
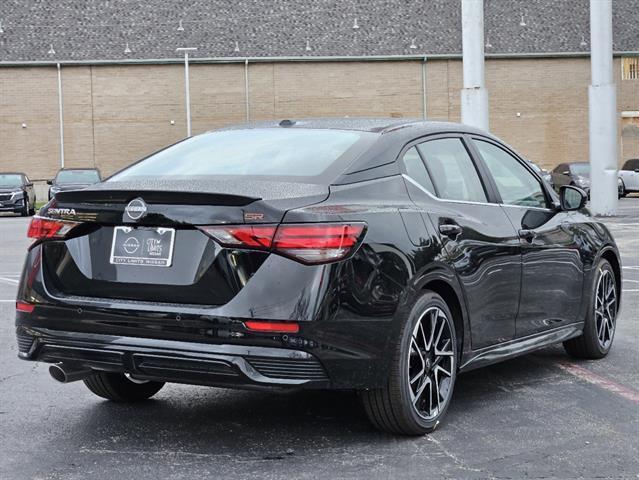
[63,348,564,455]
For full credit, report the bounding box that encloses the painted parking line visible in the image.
[557,362,639,406]
[0,277,19,285]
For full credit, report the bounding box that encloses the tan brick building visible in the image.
[1,1,638,182]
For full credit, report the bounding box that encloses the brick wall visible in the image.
[1,57,638,180]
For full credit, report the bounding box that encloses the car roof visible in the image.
[0,172,26,176]
[219,117,488,135]
[56,168,99,171]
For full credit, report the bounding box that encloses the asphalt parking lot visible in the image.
[1,200,638,480]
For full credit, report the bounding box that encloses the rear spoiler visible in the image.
[54,189,260,206]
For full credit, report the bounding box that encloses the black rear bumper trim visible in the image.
[18,327,329,389]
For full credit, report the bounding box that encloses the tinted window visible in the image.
[623,159,639,171]
[474,140,548,209]
[570,163,590,176]
[56,170,101,184]
[0,174,23,188]
[417,138,487,202]
[402,147,436,195]
[110,129,372,181]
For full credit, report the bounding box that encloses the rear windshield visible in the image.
[109,129,375,182]
[56,170,101,184]
[0,174,22,188]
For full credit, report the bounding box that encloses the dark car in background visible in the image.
[16,119,621,435]
[551,162,591,194]
[0,172,36,216]
[48,168,102,200]
[551,162,624,198]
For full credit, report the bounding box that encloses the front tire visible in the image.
[84,372,164,402]
[361,291,458,435]
[564,259,618,359]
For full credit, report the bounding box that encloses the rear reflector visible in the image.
[16,301,35,313]
[27,216,80,240]
[244,320,300,333]
[198,222,366,265]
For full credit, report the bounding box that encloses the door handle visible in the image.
[518,229,537,241]
[439,223,462,238]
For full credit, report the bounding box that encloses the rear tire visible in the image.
[564,259,618,359]
[83,372,164,402]
[361,291,458,435]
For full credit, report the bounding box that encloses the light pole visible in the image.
[460,0,489,131]
[56,62,65,168]
[588,0,618,216]
[176,47,197,137]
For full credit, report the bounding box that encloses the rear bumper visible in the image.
[16,326,331,389]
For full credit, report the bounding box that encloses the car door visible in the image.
[401,135,521,349]
[620,159,639,191]
[469,137,584,337]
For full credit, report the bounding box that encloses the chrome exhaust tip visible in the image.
[49,364,92,383]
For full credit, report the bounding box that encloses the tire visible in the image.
[361,291,458,435]
[564,259,618,359]
[83,372,164,402]
[20,202,29,217]
[619,180,627,198]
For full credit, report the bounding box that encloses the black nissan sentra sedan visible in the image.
[16,119,621,435]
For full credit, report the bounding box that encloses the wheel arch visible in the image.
[413,267,470,362]
[599,246,622,302]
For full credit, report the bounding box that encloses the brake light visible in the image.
[16,301,35,313]
[198,225,276,249]
[198,222,366,264]
[273,223,366,264]
[27,216,80,240]
[245,320,299,333]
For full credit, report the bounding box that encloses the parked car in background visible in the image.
[551,162,591,195]
[618,158,639,197]
[0,172,36,216]
[526,160,553,189]
[16,119,621,435]
[48,168,102,200]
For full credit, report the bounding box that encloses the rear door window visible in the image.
[402,147,436,195]
[416,138,487,203]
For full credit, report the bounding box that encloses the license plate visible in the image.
[109,226,175,267]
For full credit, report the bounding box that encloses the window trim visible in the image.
[466,134,556,211]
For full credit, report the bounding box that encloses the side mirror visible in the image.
[560,185,587,211]
[46,180,53,185]
[25,182,33,187]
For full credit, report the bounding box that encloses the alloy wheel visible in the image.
[407,306,456,420]
[595,269,617,350]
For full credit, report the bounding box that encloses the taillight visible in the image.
[198,225,276,249]
[273,223,366,264]
[27,216,80,240]
[198,222,366,264]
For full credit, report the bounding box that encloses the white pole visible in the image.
[460,0,489,131]
[176,47,197,137]
[589,0,618,216]
[184,52,191,137]
[56,63,65,168]
[245,58,250,122]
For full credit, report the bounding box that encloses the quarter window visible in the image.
[402,147,436,195]
[473,140,549,209]
[417,138,487,203]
